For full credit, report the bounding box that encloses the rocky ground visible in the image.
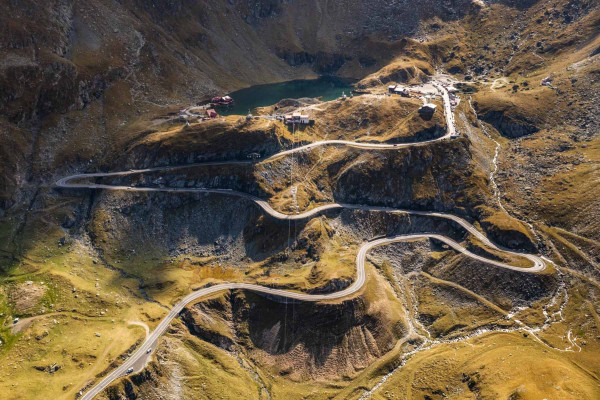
[1,0,600,399]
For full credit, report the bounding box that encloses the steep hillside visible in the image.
[0,0,481,213]
[1,0,600,399]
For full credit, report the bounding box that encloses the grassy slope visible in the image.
[2,0,600,398]
[371,331,600,400]
[0,205,166,399]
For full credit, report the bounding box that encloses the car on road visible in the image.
[126,367,134,374]
[146,349,152,354]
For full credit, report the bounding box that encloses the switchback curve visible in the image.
[59,107,546,399]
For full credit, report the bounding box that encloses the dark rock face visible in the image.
[386,121,446,144]
[377,66,430,85]
[0,57,82,122]
[121,121,291,169]
[180,302,236,351]
[0,1,79,122]
[275,50,350,74]
[447,64,464,74]
[234,291,404,371]
[235,0,283,24]
[33,364,61,373]
[243,295,367,356]
[432,255,558,306]
[480,110,539,138]
[479,219,537,253]
[332,139,478,214]
[306,277,352,294]
[175,289,404,378]
[105,362,164,400]
[492,0,540,10]
[237,0,476,36]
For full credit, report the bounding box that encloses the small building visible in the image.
[394,86,410,97]
[284,112,311,125]
[418,103,437,114]
[211,95,234,106]
[207,109,218,118]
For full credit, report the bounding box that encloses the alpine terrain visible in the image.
[1,0,600,399]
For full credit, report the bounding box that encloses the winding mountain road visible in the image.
[59,84,547,399]
[432,83,457,137]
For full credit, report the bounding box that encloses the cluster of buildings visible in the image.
[178,106,219,120]
[388,84,410,97]
[176,93,235,122]
[283,112,312,125]
[211,95,234,106]
[446,86,459,108]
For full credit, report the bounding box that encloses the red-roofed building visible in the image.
[284,112,310,125]
[211,96,234,106]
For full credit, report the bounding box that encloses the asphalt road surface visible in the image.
[59,84,546,399]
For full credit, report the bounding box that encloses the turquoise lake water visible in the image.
[217,76,355,116]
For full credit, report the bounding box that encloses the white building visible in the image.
[394,86,409,97]
[419,103,437,114]
[284,112,311,125]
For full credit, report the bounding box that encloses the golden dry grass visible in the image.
[371,331,600,400]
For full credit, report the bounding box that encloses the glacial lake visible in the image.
[217,76,356,116]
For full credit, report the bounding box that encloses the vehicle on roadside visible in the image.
[126,367,134,374]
